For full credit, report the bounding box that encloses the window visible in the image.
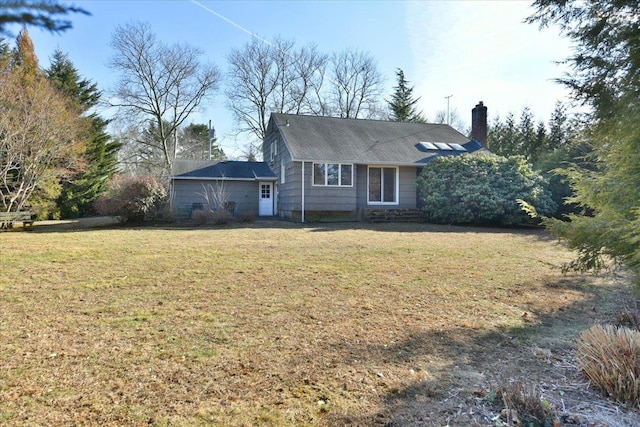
[261,184,271,199]
[368,166,398,204]
[313,163,353,186]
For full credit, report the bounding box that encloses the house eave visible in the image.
[170,176,276,182]
[289,157,434,167]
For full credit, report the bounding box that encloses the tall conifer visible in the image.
[46,50,121,218]
[387,69,425,122]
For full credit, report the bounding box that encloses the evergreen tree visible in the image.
[517,106,536,160]
[529,0,640,285]
[0,0,89,36]
[530,121,548,163]
[547,101,570,150]
[387,68,425,122]
[46,49,120,218]
[487,112,517,156]
[13,28,40,85]
[177,123,225,161]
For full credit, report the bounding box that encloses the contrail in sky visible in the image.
[189,0,339,88]
[190,0,275,47]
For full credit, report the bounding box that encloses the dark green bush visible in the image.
[416,153,555,225]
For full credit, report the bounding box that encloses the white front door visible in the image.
[258,182,273,216]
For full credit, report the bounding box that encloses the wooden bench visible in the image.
[0,211,34,230]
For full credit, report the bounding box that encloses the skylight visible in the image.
[419,141,438,150]
[434,142,453,150]
[449,143,467,151]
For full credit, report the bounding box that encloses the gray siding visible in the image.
[172,180,261,217]
[304,162,357,211]
[277,156,300,218]
[356,164,368,209]
[398,166,419,209]
[279,161,358,218]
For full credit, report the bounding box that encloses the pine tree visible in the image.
[529,0,640,284]
[177,123,225,161]
[46,49,121,218]
[387,68,425,122]
[0,0,89,36]
[517,106,536,160]
[488,112,517,157]
[529,121,548,164]
[547,101,570,150]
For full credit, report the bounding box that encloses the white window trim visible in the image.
[367,165,399,205]
[312,163,354,187]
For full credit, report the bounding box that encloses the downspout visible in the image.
[301,161,305,223]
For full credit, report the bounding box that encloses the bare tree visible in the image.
[0,56,83,213]
[328,48,384,119]
[107,21,220,179]
[226,38,384,148]
[226,37,328,143]
[226,38,281,142]
[434,107,466,133]
[290,43,329,116]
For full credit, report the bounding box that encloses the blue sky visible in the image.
[17,0,572,158]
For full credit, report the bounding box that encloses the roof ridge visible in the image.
[273,112,447,127]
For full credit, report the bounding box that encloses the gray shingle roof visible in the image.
[172,161,276,180]
[270,113,484,165]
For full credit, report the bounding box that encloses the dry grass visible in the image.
[575,325,640,407]
[0,221,636,426]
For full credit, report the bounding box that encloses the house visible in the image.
[170,102,488,222]
[262,102,489,222]
[171,160,277,218]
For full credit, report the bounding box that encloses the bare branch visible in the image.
[107,21,221,177]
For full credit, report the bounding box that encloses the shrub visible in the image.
[191,208,232,226]
[615,301,640,331]
[191,209,209,226]
[94,175,167,223]
[238,212,255,223]
[209,209,232,225]
[416,153,556,225]
[575,324,640,407]
[499,381,558,427]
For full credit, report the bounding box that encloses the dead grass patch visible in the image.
[0,222,637,426]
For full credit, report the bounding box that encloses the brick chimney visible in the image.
[471,101,488,148]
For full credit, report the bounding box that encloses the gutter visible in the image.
[170,176,276,181]
[301,161,305,223]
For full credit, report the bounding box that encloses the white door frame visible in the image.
[258,181,273,216]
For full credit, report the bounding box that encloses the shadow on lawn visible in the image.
[306,221,549,236]
[324,275,635,426]
[28,217,304,233]
[30,217,552,242]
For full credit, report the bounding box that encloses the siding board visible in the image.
[172,180,261,217]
